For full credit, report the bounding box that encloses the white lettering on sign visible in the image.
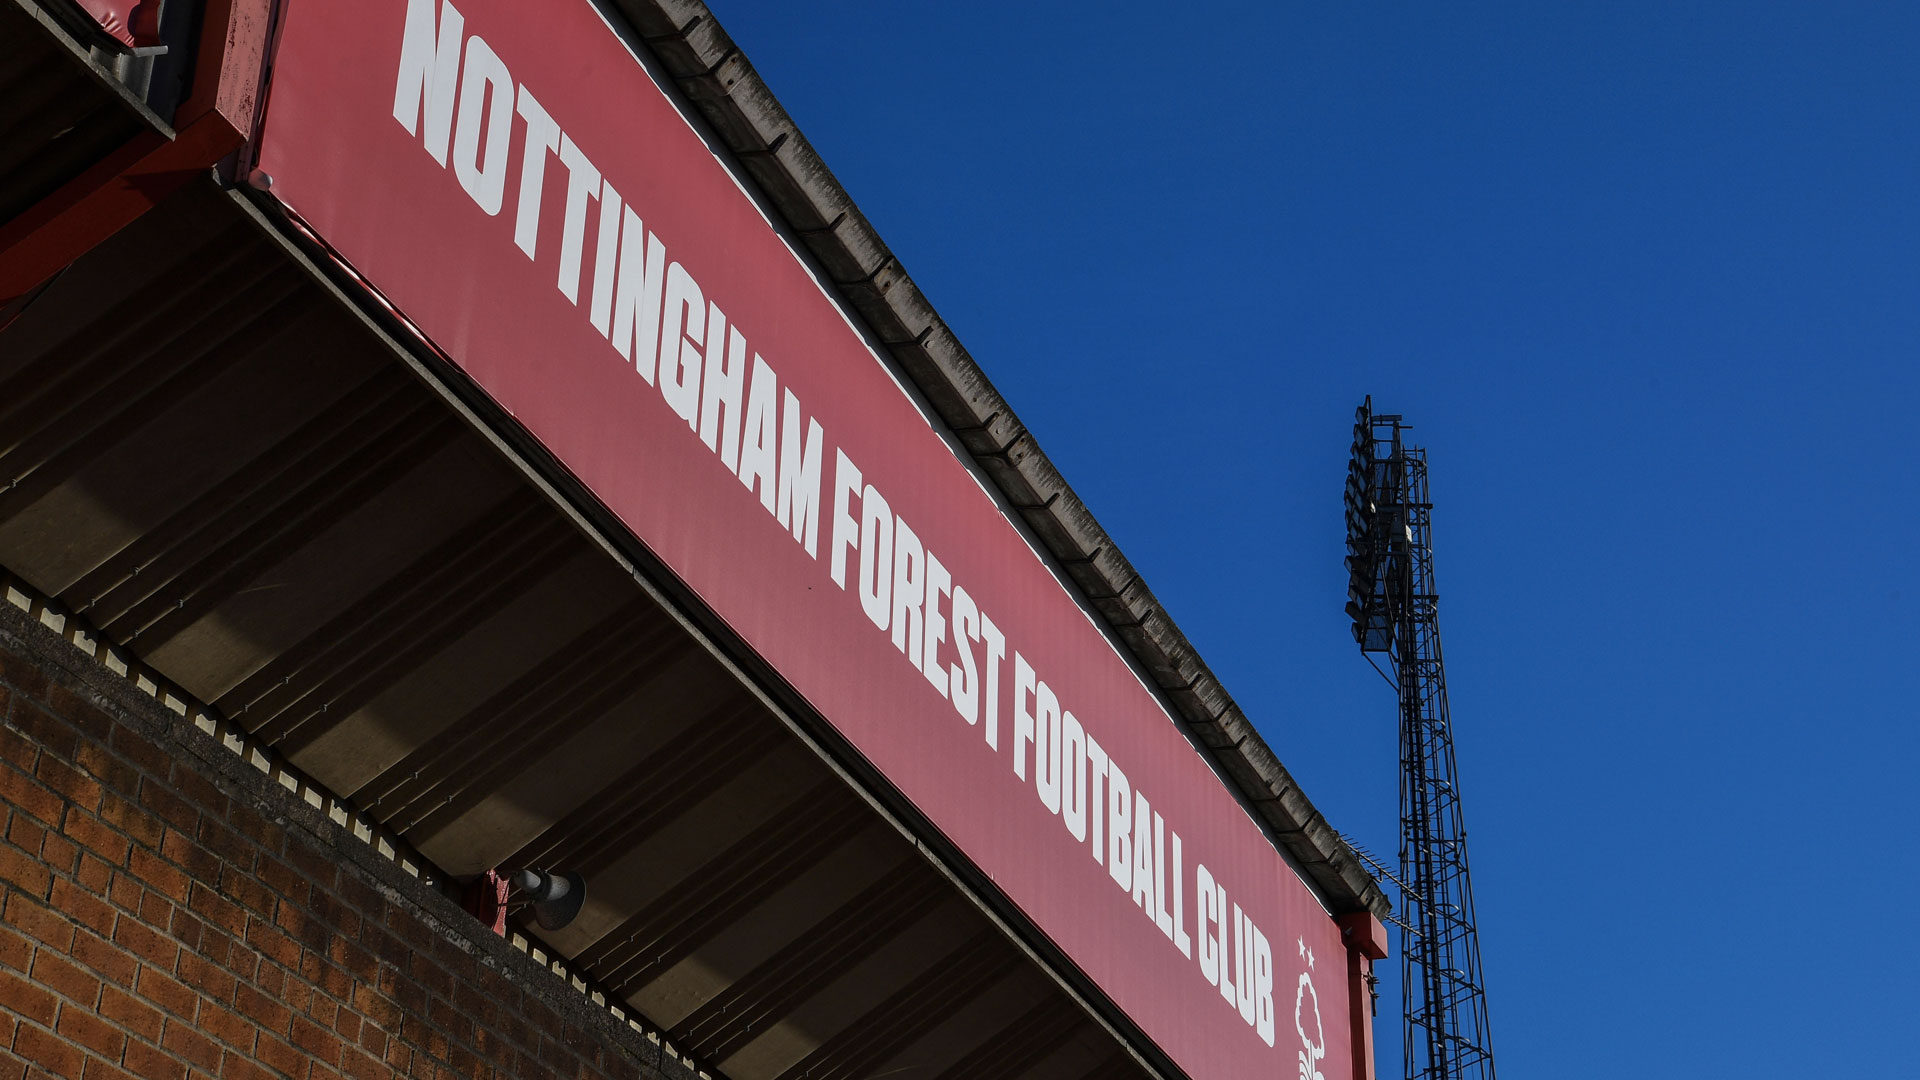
[391,0,1282,1045]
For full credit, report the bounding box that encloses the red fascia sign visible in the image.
[254,2,1355,1077]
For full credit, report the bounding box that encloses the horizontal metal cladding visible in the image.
[607,0,1387,922]
[248,2,1381,1078]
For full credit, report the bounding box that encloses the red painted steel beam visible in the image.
[0,0,272,304]
[1338,912,1388,1080]
[69,0,164,46]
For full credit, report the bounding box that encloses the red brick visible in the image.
[5,813,47,853]
[253,855,309,909]
[426,997,469,1043]
[445,1044,484,1079]
[6,700,75,759]
[112,916,178,970]
[225,804,285,852]
[283,843,338,894]
[62,809,131,865]
[0,766,61,825]
[5,896,73,952]
[338,1046,387,1080]
[357,1021,388,1058]
[74,853,112,893]
[109,725,171,781]
[37,831,76,875]
[166,909,202,954]
[212,1055,271,1080]
[167,768,225,818]
[34,754,102,811]
[135,966,196,1022]
[100,985,164,1042]
[256,1032,309,1079]
[291,1015,343,1065]
[44,685,113,743]
[71,741,138,801]
[32,948,101,1007]
[50,878,117,937]
[188,925,229,970]
[159,832,219,887]
[196,1002,256,1053]
[336,877,383,920]
[304,955,352,1001]
[0,648,52,699]
[81,1058,141,1080]
[59,1002,128,1058]
[0,641,673,1080]
[71,928,138,987]
[279,906,330,956]
[436,1030,464,1067]
[135,782,195,836]
[174,952,234,1003]
[204,932,254,981]
[234,983,293,1036]
[13,1022,84,1076]
[123,1038,188,1080]
[306,894,356,942]
[375,972,419,1018]
[99,792,164,851]
[449,981,491,1022]
[107,870,145,912]
[0,716,32,765]
[139,891,174,931]
[404,954,452,1001]
[351,980,395,1022]
[218,865,276,920]
[125,850,188,902]
[249,959,284,999]
[0,925,28,971]
[0,720,33,771]
[280,974,313,1015]
[0,967,57,1024]
[161,1019,221,1073]
[185,883,244,938]
[244,920,301,971]
[0,844,50,896]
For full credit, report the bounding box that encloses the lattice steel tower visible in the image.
[1342,399,1497,1080]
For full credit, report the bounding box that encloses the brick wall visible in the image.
[0,603,695,1080]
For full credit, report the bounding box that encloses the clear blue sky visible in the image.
[708,3,1920,1075]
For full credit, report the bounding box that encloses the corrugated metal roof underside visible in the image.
[0,183,1152,1080]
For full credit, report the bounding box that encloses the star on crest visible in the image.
[1296,936,1315,970]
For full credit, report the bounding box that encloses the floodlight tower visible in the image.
[1342,399,1497,1080]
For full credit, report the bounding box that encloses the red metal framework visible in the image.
[0,0,271,306]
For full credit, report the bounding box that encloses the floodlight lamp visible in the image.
[512,868,587,931]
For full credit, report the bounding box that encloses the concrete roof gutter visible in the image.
[613,0,1389,921]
